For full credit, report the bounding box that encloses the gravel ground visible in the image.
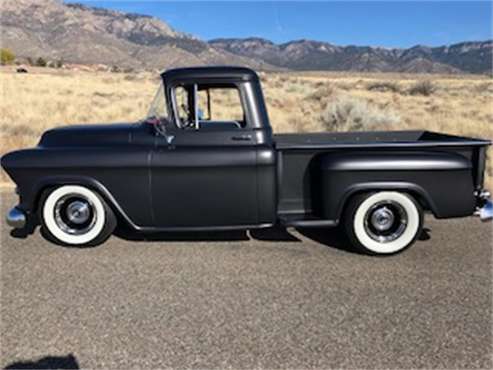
[1,192,492,369]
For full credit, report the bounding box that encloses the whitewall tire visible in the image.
[40,185,116,247]
[344,191,423,255]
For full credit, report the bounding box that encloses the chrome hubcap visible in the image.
[66,201,91,224]
[54,194,96,235]
[370,207,395,231]
[364,201,408,243]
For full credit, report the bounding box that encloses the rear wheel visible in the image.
[344,191,423,255]
[40,185,116,247]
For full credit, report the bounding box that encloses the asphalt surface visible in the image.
[1,191,492,369]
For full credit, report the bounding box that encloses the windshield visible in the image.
[146,81,169,135]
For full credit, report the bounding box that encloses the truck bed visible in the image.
[274,130,490,224]
[274,130,490,150]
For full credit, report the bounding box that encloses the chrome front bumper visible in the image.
[475,190,493,222]
[6,207,26,229]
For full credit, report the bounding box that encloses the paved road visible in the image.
[1,192,492,369]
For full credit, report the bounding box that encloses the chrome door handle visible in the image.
[232,134,252,141]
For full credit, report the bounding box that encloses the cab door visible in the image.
[150,82,259,229]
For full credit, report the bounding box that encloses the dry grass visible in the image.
[1,67,492,188]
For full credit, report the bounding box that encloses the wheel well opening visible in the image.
[340,189,432,221]
[34,183,125,226]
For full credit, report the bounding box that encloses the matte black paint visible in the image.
[1,66,491,233]
[320,153,476,220]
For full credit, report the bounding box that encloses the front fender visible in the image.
[25,176,139,229]
[2,146,152,229]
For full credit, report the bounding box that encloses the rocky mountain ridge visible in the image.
[0,0,271,70]
[1,0,490,74]
[210,38,492,74]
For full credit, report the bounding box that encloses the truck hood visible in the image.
[38,122,139,148]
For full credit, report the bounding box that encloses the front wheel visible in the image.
[344,191,423,255]
[39,185,116,247]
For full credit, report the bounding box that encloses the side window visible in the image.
[172,83,246,130]
[197,87,244,126]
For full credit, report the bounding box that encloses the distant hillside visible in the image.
[0,0,272,70]
[209,38,493,74]
[1,0,491,74]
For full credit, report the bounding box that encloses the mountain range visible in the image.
[1,0,491,74]
[211,38,492,74]
[0,0,270,70]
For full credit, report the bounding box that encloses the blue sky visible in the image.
[64,1,492,48]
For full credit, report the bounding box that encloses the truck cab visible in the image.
[150,67,277,229]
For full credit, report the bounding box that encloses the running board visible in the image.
[279,214,338,228]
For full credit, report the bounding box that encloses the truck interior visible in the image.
[172,82,246,131]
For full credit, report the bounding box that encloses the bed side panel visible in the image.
[320,151,475,221]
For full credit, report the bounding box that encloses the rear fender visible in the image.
[318,151,475,221]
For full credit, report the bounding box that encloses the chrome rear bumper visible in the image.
[6,207,26,229]
[477,200,493,222]
[475,190,493,222]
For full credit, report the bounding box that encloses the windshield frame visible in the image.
[145,80,171,136]
[146,81,168,119]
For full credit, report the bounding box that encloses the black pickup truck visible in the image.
[2,66,492,255]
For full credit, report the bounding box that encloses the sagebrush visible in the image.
[320,95,400,132]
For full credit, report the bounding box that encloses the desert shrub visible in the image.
[1,48,15,65]
[408,80,435,96]
[367,81,400,93]
[102,77,115,84]
[287,116,312,133]
[0,123,39,137]
[277,75,289,85]
[320,95,400,132]
[123,74,139,81]
[330,82,351,91]
[93,91,114,98]
[35,57,47,67]
[305,86,336,102]
[270,77,283,89]
[475,82,493,94]
[286,84,298,93]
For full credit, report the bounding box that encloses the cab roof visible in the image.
[161,66,259,83]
